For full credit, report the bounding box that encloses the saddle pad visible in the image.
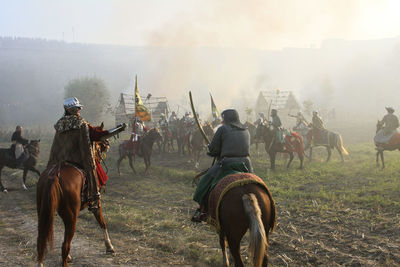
[389,132,400,145]
[207,173,273,232]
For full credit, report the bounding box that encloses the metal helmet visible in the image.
[64,97,83,110]
[185,111,189,116]
[172,111,176,115]
[313,110,318,114]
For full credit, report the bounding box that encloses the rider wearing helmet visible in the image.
[192,109,252,222]
[48,97,125,212]
[11,125,29,167]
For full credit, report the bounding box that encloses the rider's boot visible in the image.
[191,204,207,223]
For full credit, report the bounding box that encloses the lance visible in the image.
[189,91,210,144]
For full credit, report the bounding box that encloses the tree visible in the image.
[64,76,110,123]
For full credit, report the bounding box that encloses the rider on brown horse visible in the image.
[48,97,125,212]
[374,106,399,146]
[11,125,29,167]
[310,110,325,144]
[192,109,253,222]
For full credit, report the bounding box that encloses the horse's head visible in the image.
[27,139,40,156]
[94,139,110,161]
[377,120,384,133]
[148,128,163,141]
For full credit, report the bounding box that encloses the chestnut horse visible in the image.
[259,123,304,170]
[117,128,162,175]
[36,141,114,267]
[0,140,41,192]
[375,120,400,168]
[218,179,276,266]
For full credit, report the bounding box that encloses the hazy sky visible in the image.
[2,0,400,49]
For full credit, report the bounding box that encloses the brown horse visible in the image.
[0,140,41,192]
[259,124,304,170]
[36,141,114,267]
[217,177,276,266]
[117,128,162,175]
[375,120,400,168]
[190,123,214,169]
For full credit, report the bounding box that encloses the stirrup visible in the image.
[191,209,207,223]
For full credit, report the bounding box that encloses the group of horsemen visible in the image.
[131,110,218,145]
[9,97,399,221]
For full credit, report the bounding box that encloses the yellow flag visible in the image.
[135,76,151,121]
[210,93,221,119]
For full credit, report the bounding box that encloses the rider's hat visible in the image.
[221,109,245,129]
[64,97,83,110]
[385,106,395,113]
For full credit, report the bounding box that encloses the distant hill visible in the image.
[1,36,400,127]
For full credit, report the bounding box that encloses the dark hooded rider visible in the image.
[270,109,285,144]
[192,109,253,222]
[11,125,29,166]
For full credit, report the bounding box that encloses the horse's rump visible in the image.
[207,173,275,232]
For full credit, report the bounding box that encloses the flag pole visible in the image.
[133,75,137,159]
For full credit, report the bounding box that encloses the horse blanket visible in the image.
[207,173,274,232]
[374,129,400,144]
[284,131,303,152]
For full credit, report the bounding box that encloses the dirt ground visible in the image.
[0,143,400,266]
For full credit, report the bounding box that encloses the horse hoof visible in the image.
[2,189,8,193]
[106,247,115,254]
[67,254,73,262]
[22,184,28,191]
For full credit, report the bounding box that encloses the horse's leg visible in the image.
[219,231,230,267]
[380,151,385,169]
[22,168,28,190]
[0,166,6,193]
[309,147,313,162]
[91,204,115,254]
[29,166,41,177]
[128,155,136,174]
[326,147,332,162]
[336,145,344,162]
[226,233,244,267]
[298,151,304,169]
[117,156,123,176]
[269,151,276,171]
[286,152,294,169]
[376,151,380,167]
[59,207,78,267]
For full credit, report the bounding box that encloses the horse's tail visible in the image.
[336,134,349,155]
[242,193,267,267]
[37,174,61,262]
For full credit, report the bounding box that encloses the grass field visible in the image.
[0,138,399,266]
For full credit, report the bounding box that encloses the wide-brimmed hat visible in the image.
[385,106,395,113]
[221,109,245,129]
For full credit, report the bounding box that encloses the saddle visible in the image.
[207,173,273,232]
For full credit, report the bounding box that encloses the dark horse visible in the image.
[218,174,276,266]
[190,123,214,169]
[259,124,304,170]
[176,118,191,155]
[375,120,400,168]
[117,128,162,175]
[36,141,114,267]
[305,129,349,162]
[0,140,41,192]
